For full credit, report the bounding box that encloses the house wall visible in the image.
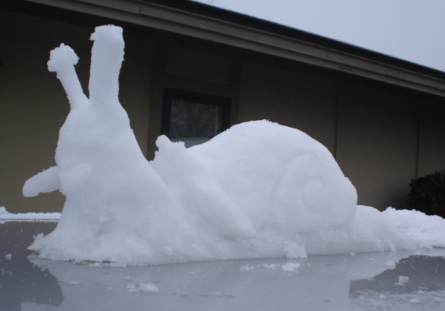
[238,62,338,154]
[418,101,445,177]
[2,8,445,214]
[336,84,419,209]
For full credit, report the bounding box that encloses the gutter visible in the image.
[23,0,445,98]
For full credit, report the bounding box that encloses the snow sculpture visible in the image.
[23,25,418,266]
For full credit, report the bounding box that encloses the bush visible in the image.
[406,170,445,218]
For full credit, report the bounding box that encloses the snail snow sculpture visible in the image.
[24,25,408,266]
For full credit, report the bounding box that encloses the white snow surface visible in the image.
[22,25,445,266]
[0,207,60,222]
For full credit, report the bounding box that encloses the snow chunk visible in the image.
[384,260,396,268]
[281,262,300,272]
[409,298,421,304]
[240,264,255,271]
[396,275,410,285]
[127,282,159,295]
[138,283,159,295]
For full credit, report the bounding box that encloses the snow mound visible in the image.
[383,207,445,249]
[23,25,445,266]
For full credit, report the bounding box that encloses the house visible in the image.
[1,0,445,213]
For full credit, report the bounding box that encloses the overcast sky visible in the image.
[193,0,445,73]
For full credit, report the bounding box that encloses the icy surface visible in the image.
[22,25,445,266]
[10,247,445,311]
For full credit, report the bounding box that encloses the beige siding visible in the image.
[418,101,445,176]
[0,9,154,212]
[166,45,231,86]
[336,85,418,209]
[238,62,338,153]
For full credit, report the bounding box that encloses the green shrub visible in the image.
[406,170,445,218]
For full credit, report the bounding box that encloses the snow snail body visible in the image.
[23,25,417,266]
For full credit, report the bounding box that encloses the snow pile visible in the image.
[383,208,445,249]
[0,206,60,223]
[22,25,445,266]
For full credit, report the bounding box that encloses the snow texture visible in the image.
[0,207,60,223]
[23,25,445,266]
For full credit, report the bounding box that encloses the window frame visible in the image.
[162,88,231,145]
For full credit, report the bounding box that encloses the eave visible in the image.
[22,0,445,98]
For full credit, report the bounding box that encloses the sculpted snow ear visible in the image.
[48,44,88,109]
[88,25,124,106]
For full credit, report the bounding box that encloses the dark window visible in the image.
[162,89,230,147]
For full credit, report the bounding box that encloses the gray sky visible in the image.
[194,0,445,72]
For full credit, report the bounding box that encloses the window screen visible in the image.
[163,89,230,147]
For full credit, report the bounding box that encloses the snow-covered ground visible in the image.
[10,242,445,311]
[0,207,59,223]
[3,221,444,311]
[18,25,445,266]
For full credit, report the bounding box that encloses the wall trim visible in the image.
[25,0,445,97]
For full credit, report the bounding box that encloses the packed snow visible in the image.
[22,25,445,266]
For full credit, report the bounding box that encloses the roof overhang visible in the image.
[23,0,445,98]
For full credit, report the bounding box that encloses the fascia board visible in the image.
[26,0,445,97]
